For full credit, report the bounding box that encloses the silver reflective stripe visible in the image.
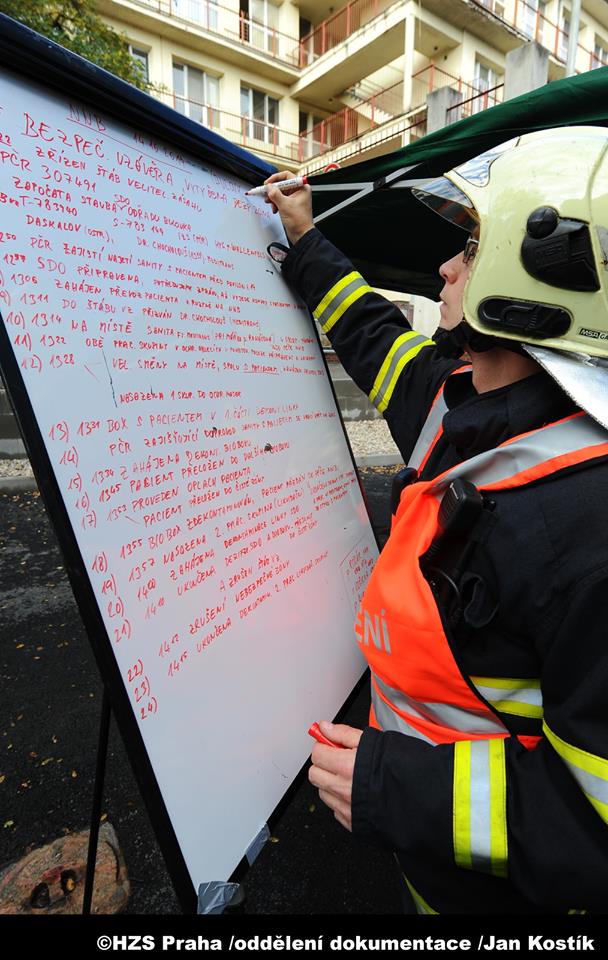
[453,739,508,878]
[369,331,434,414]
[371,683,435,744]
[407,393,448,471]
[472,677,543,719]
[469,741,495,871]
[432,414,608,496]
[544,722,608,823]
[373,670,506,737]
[313,272,371,333]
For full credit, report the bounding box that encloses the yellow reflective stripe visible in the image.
[453,740,508,878]
[488,739,508,879]
[369,333,434,414]
[312,271,373,334]
[321,283,372,333]
[370,331,420,404]
[404,876,439,915]
[543,721,608,824]
[472,677,541,690]
[471,677,543,720]
[490,700,543,719]
[376,341,434,414]
[312,271,360,319]
[453,741,473,870]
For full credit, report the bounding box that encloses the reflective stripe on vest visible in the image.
[543,721,608,824]
[471,677,543,720]
[453,739,508,878]
[359,380,608,893]
[372,670,506,739]
[431,411,608,498]
[312,271,373,334]
[369,331,435,415]
[407,366,472,474]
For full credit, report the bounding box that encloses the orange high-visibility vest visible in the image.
[356,405,608,748]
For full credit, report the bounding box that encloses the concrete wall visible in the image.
[0,388,25,458]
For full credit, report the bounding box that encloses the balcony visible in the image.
[511,0,594,69]
[98,0,301,78]
[296,0,400,66]
[169,93,303,162]
[296,64,485,169]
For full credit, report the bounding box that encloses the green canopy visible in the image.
[307,66,608,299]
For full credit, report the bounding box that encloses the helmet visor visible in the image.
[412,178,478,233]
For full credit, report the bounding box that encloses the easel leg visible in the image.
[82,687,111,916]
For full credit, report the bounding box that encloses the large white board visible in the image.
[0,68,378,891]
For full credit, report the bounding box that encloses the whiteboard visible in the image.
[0,64,377,897]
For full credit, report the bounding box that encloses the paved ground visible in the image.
[0,468,402,915]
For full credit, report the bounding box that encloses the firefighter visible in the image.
[265,127,608,914]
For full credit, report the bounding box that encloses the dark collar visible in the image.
[442,370,578,462]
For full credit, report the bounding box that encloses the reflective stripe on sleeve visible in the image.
[369,331,435,414]
[543,721,608,824]
[453,739,508,878]
[471,677,543,719]
[312,271,373,333]
[404,876,439,915]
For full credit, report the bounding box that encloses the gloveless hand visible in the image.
[308,721,362,832]
[264,170,315,245]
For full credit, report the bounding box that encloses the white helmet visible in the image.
[413,127,608,429]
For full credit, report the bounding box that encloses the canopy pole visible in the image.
[313,165,429,226]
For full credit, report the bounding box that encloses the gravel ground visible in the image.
[0,458,33,478]
[345,418,400,458]
[0,420,400,480]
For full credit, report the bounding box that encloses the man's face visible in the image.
[437,229,478,330]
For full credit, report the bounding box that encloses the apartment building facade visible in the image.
[98,0,608,175]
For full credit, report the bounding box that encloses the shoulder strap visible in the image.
[407,365,472,473]
[431,412,608,497]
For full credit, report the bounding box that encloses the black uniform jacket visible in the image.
[282,227,608,914]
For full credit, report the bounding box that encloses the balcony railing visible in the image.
[298,65,491,160]
[303,111,427,175]
[116,0,300,66]
[296,0,399,66]
[445,82,505,122]
[410,64,487,107]
[171,94,303,160]
[483,0,594,69]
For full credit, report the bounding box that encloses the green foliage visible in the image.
[0,0,150,90]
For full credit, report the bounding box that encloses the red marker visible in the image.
[308,722,344,749]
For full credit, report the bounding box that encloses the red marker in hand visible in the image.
[308,721,344,749]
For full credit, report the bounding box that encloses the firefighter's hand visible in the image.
[264,170,314,245]
[309,722,362,832]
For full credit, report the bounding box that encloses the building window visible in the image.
[592,39,608,69]
[240,0,279,54]
[298,110,324,158]
[173,63,220,128]
[519,0,546,42]
[173,0,218,31]
[473,59,500,113]
[129,45,149,83]
[559,8,570,62]
[240,85,279,143]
